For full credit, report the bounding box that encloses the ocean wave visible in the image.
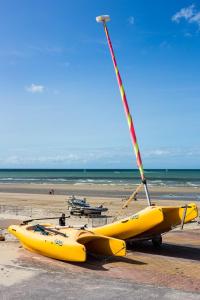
[186,181,200,188]
[0,177,42,181]
[0,172,199,187]
[148,180,167,187]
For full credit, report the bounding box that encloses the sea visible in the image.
[0,169,199,188]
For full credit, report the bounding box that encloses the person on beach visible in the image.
[59,213,66,226]
[49,189,55,195]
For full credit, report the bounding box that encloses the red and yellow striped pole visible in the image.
[96,15,151,206]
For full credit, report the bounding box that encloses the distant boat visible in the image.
[67,195,108,216]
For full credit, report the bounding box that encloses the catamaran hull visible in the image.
[132,203,198,240]
[92,203,198,241]
[8,225,126,262]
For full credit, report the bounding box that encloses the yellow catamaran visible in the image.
[8,15,198,262]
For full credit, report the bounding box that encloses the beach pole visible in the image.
[96,15,151,206]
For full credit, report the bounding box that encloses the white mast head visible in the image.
[96,15,110,23]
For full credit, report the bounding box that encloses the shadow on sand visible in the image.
[19,247,146,273]
[68,254,147,271]
[128,241,200,261]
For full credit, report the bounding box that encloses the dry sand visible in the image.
[0,183,199,222]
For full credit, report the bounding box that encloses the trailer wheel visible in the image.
[152,235,162,249]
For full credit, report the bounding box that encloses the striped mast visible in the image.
[96,15,151,206]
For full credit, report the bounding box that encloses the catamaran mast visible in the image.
[96,15,151,206]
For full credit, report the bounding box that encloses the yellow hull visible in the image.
[134,202,198,239]
[92,206,164,239]
[8,225,126,262]
[92,202,198,240]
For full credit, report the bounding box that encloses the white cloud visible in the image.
[172,4,200,28]
[128,16,135,25]
[190,11,200,25]
[0,147,132,167]
[1,146,200,168]
[26,83,44,93]
[0,153,81,166]
[145,149,171,157]
[172,4,195,22]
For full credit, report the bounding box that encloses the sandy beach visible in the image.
[0,183,199,227]
[0,183,200,299]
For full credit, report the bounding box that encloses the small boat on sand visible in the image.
[67,196,90,208]
[67,196,108,216]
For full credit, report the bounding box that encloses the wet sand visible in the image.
[0,182,200,200]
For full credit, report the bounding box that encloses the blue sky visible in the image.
[0,0,200,168]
